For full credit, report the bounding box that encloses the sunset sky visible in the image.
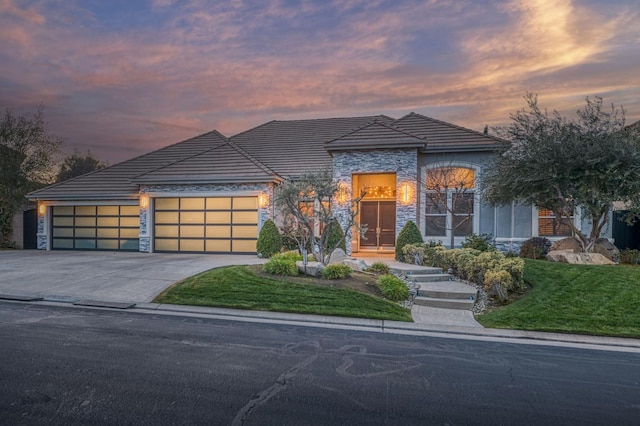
[2,0,639,164]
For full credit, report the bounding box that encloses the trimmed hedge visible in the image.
[395,220,424,260]
[376,274,409,301]
[256,219,282,258]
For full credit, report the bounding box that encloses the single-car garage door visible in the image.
[153,196,258,254]
[51,205,140,251]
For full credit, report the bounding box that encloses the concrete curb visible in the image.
[3,295,640,351]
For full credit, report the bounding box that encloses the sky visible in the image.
[1,0,640,164]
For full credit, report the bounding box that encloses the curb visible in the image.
[2,294,640,351]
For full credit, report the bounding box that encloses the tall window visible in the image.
[538,208,573,236]
[425,167,475,239]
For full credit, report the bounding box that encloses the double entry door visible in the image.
[359,201,396,249]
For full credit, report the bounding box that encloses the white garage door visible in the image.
[153,196,258,254]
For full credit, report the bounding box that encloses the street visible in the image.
[1,301,639,425]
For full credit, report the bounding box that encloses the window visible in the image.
[538,208,573,236]
[425,167,476,239]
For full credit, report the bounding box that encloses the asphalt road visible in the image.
[1,302,639,425]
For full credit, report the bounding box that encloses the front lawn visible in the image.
[477,259,640,338]
[154,265,412,322]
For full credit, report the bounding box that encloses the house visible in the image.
[27,113,609,254]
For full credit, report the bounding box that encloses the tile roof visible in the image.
[230,115,394,178]
[132,141,281,184]
[392,112,506,152]
[325,120,427,151]
[28,130,228,200]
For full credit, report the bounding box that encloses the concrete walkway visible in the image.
[355,255,483,328]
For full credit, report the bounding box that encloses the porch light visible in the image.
[401,183,411,203]
[337,182,349,204]
[139,194,149,209]
[259,193,269,208]
[38,203,46,216]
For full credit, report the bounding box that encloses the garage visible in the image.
[51,205,140,251]
[153,196,258,254]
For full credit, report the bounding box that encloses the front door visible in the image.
[360,201,395,249]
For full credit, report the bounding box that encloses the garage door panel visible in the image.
[51,205,140,251]
[154,196,257,254]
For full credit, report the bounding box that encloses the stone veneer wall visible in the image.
[332,149,418,254]
[37,212,46,250]
[139,183,273,253]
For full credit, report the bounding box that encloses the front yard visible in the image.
[477,259,640,338]
[154,264,413,322]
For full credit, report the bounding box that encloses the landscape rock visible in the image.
[296,261,325,277]
[343,258,368,272]
[550,237,582,253]
[546,250,615,265]
[325,248,347,264]
[592,238,620,263]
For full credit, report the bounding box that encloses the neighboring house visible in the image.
[27,113,611,255]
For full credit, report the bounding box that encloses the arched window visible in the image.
[425,167,476,240]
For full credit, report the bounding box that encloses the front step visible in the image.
[407,273,454,283]
[390,266,444,276]
[414,296,476,310]
[415,281,478,310]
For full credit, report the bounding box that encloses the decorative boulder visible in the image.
[325,248,347,264]
[592,238,620,263]
[296,260,325,277]
[546,250,615,265]
[343,258,369,272]
[550,237,582,253]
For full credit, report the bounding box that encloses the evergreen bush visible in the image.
[461,233,495,252]
[327,219,347,251]
[395,221,424,260]
[256,219,282,258]
[519,237,552,259]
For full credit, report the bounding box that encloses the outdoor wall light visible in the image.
[139,194,149,209]
[38,203,46,216]
[337,182,350,204]
[401,183,411,203]
[259,193,269,208]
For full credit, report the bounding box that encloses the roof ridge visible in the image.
[228,120,277,139]
[227,140,281,179]
[325,117,426,145]
[394,112,507,143]
[269,114,390,124]
[131,136,231,181]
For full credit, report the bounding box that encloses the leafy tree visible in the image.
[0,106,62,247]
[57,150,106,182]
[274,169,364,265]
[481,94,640,252]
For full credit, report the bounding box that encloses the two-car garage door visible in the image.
[153,196,258,254]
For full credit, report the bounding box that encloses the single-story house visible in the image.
[27,113,610,254]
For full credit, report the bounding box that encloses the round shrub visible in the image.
[376,274,409,301]
[256,219,282,258]
[327,219,347,251]
[366,261,390,274]
[519,237,552,259]
[395,220,424,261]
[322,263,352,279]
[461,233,495,252]
[263,254,298,276]
[620,249,640,264]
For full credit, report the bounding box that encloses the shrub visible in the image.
[263,251,301,276]
[519,237,552,259]
[327,219,347,251]
[366,261,390,274]
[256,219,282,258]
[395,221,424,260]
[461,233,495,252]
[322,263,352,279]
[619,249,640,265]
[483,270,513,303]
[376,274,409,301]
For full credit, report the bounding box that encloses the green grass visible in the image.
[477,259,640,338]
[154,265,412,322]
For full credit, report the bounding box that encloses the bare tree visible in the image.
[424,165,476,249]
[274,170,365,265]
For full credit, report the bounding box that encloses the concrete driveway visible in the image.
[0,251,265,303]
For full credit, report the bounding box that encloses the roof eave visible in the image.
[326,142,426,151]
[132,175,282,184]
[27,193,140,201]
